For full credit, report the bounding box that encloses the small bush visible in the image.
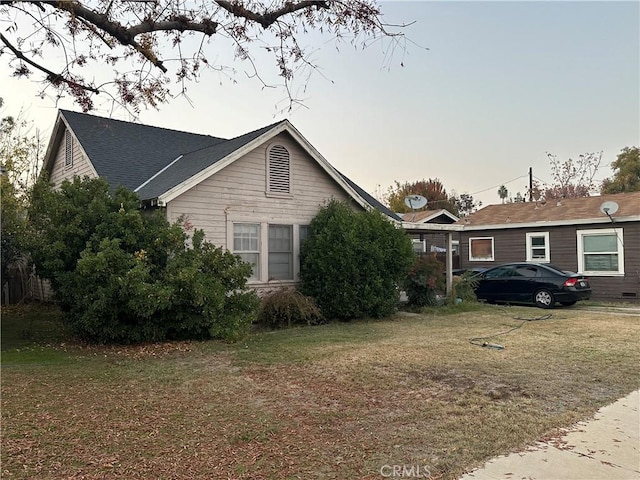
[405,254,446,307]
[257,289,324,329]
[450,271,479,304]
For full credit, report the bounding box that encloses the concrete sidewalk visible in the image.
[459,390,640,480]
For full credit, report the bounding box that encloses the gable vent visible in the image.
[268,145,290,194]
[64,130,73,168]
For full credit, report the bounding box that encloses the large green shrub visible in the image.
[28,176,258,343]
[257,288,324,329]
[299,200,414,320]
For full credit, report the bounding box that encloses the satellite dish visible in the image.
[599,201,619,216]
[404,194,428,210]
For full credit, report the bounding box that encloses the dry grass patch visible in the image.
[2,304,639,479]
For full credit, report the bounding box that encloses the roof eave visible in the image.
[459,215,640,230]
[155,121,387,218]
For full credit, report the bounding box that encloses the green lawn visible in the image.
[2,303,639,479]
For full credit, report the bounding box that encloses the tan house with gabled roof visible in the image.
[455,192,640,302]
[42,110,402,293]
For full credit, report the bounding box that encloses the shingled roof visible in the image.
[457,192,640,229]
[59,110,226,193]
[46,110,396,219]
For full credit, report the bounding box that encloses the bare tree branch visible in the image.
[0,32,100,94]
[0,0,408,111]
[215,0,329,28]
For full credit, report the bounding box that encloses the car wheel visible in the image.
[534,289,554,309]
[560,301,577,307]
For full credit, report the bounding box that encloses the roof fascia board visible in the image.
[417,209,459,223]
[157,122,290,204]
[460,215,640,231]
[402,222,464,232]
[157,120,375,215]
[43,112,99,179]
[42,111,64,174]
[282,122,372,212]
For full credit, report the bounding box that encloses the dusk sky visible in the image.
[2,1,638,208]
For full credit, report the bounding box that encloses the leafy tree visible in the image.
[1,1,407,112]
[532,152,602,200]
[509,192,525,203]
[385,179,479,217]
[0,100,43,284]
[601,147,640,194]
[497,185,508,204]
[28,176,258,343]
[450,192,481,217]
[300,199,414,320]
[385,178,459,215]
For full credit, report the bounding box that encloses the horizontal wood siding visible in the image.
[459,222,640,303]
[167,132,352,247]
[49,130,96,187]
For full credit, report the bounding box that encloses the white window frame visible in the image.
[268,224,293,280]
[526,232,550,263]
[233,223,261,281]
[411,239,426,254]
[469,237,494,262]
[577,228,625,276]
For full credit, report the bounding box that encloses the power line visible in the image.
[469,174,529,196]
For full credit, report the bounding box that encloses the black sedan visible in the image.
[473,262,591,308]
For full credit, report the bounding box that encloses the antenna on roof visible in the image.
[599,201,619,223]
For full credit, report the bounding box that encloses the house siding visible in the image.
[459,222,640,302]
[166,132,354,290]
[49,129,96,187]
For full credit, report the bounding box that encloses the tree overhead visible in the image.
[384,178,479,217]
[601,147,640,194]
[497,185,508,204]
[1,0,408,113]
[531,152,602,200]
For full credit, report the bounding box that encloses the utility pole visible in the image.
[529,167,533,202]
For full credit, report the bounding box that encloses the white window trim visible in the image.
[233,223,261,282]
[268,224,294,281]
[228,218,308,284]
[526,232,550,263]
[469,237,494,262]
[412,239,426,253]
[576,228,625,276]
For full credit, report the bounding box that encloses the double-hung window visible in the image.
[234,223,260,281]
[268,225,293,280]
[577,228,624,275]
[526,232,550,262]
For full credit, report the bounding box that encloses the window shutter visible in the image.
[268,145,290,194]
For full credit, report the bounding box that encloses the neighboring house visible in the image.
[400,209,460,261]
[42,110,400,292]
[455,193,640,302]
